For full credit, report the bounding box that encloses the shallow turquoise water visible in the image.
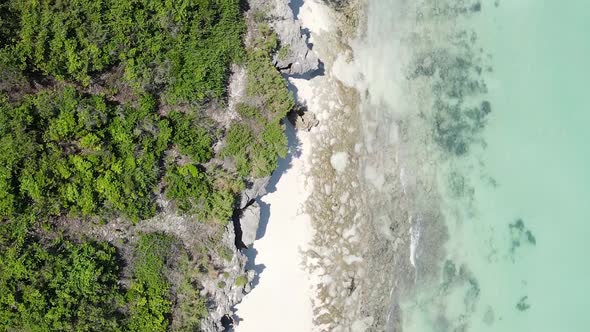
[400,1,590,331]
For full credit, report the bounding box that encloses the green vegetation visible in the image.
[221,23,294,179]
[222,118,288,177]
[168,111,213,163]
[4,0,244,100]
[127,233,174,332]
[246,24,295,116]
[218,244,235,262]
[0,88,168,221]
[222,123,256,176]
[235,275,248,287]
[0,1,295,330]
[0,226,125,331]
[164,164,234,223]
[172,251,208,331]
[0,223,212,332]
[278,45,291,61]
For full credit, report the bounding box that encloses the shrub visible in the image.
[127,233,175,332]
[0,88,170,221]
[222,113,288,178]
[164,164,234,223]
[169,111,213,163]
[218,23,294,179]
[246,25,295,119]
[218,245,234,262]
[7,0,245,101]
[235,275,248,287]
[165,164,211,214]
[173,250,208,331]
[277,45,291,61]
[0,234,125,331]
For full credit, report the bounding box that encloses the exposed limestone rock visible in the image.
[288,107,319,131]
[200,180,268,331]
[250,0,320,76]
[240,201,261,247]
[240,176,271,209]
[323,0,350,10]
[244,269,256,293]
[272,21,319,76]
[200,223,255,332]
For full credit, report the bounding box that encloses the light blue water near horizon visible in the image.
[398,1,590,331]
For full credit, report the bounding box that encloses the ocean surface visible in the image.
[344,0,590,330]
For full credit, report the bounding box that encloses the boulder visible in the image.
[249,0,320,76]
[239,176,270,209]
[239,201,261,247]
[288,108,319,131]
[272,20,320,76]
[244,269,256,293]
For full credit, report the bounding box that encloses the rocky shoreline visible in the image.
[200,0,323,330]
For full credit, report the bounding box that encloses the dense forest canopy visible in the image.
[0,0,294,330]
[0,233,126,331]
[1,0,245,101]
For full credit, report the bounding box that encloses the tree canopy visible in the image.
[2,0,244,100]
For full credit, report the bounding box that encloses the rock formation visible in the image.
[250,0,320,76]
[239,201,261,247]
[200,0,321,330]
[239,176,270,209]
[199,223,253,331]
[288,105,320,131]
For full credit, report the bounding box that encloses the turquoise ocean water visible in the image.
[399,1,590,331]
[354,0,590,330]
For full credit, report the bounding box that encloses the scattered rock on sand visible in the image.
[330,151,349,173]
[288,106,319,131]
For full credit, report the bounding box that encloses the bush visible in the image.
[164,164,211,213]
[221,123,254,176]
[0,233,125,331]
[7,0,245,101]
[235,275,248,287]
[277,45,291,61]
[218,24,294,179]
[169,111,213,163]
[222,110,288,178]
[164,164,234,223]
[246,25,295,119]
[127,233,175,332]
[0,88,170,221]
[0,2,300,332]
[173,251,208,331]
